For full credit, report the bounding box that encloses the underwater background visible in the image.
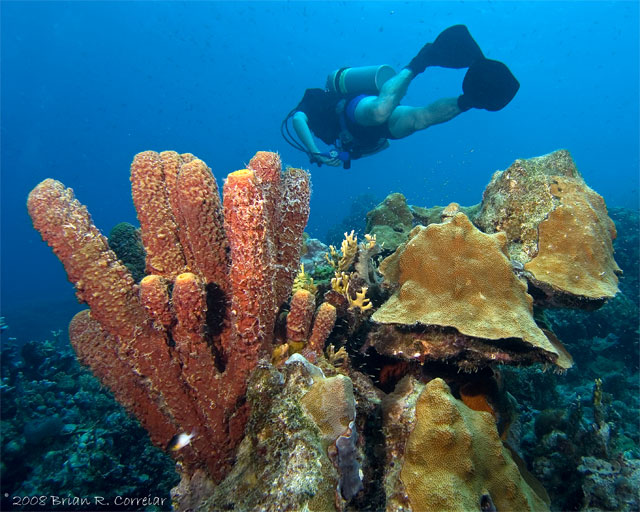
[1,1,638,511]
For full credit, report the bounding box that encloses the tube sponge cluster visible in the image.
[27,150,310,482]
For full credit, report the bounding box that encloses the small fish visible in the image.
[167,430,197,452]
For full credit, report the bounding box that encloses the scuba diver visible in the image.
[281,25,520,169]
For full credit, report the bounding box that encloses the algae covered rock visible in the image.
[365,192,413,252]
[411,202,481,226]
[172,356,364,511]
[384,377,550,512]
[476,149,621,307]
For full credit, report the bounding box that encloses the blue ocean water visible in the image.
[1,2,639,509]
[1,1,638,341]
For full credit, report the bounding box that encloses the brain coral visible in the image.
[372,212,560,364]
[398,378,550,511]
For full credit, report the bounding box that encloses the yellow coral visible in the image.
[593,377,603,407]
[331,271,351,295]
[325,230,358,272]
[360,233,377,251]
[339,230,358,271]
[331,271,372,312]
[347,284,372,312]
[292,264,317,295]
[326,344,349,369]
[325,245,340,269]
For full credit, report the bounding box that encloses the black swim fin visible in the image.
[457,58,520,112]
[406,25,484,75]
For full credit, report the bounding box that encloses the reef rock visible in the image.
[365,192,414,253]
[475,149,620,308]
[411,202,481,226]
[383,377,550,512]
[371,212,570,371]
[173,355,363,511]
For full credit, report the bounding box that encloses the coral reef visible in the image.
[371,212,569,370]
[365,192,414,253]
[27,150,310,482]
[384,377,550,511]
[411,202,481,226]
[0,335,178,510]
[22,147,636,511]
[475,149,621,307]
[173,356,365,511]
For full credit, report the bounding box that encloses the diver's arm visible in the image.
[292,112,322,154]
[292,112,341,167]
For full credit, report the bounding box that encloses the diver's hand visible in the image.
[311,154,342,167]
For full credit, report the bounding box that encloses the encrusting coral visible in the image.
[27,150,310,482]
[524,177,620,305]
[475,149,620,307]
[384,377,550,512]
[371,211,568,370]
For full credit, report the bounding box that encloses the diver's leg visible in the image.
[387,98,461,139]
[353,69,415,126]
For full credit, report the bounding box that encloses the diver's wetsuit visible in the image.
[295,88,395,160]
[290,25,519,165]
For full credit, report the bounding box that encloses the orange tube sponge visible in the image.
[287,289,316,344]
[28,180,210,456]
[175,159,230,289]
[69,310,178,448]
[249,151,281,236]
[29,150,312,485]
[171,272,207,342]
[276,167,311,306]
[222,168,276,358]
[139,275,173,331]
[161,151,196,268]
[307,302,337,355]
[248,153,311,308]
[131,151,186,277]
[158,151,183,203]
[27,179,147,340]
[169,272,234,478]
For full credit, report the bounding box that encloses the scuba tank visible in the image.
[326,65,396,96]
